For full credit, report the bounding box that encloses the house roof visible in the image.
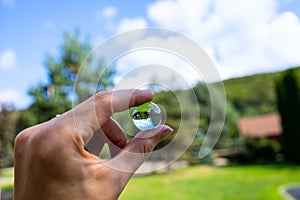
[237,113,282,138]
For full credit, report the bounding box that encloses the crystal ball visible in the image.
[132,102,162,131]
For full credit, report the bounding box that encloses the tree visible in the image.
[194,83,239,147]
[182,82,239,164]
[14,109,37,133]
[0,103,15,167]
[29,30,115,123]
[275,68,300,163]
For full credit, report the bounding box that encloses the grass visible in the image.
[120,164,300,200]
[0,167,14,191]
[0,167,14,177]
[1,164,299,198]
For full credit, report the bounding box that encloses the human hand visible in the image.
[14,89,173,200]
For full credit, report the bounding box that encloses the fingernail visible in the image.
[163,126,174,135]
[164,126,173,133]
[160,126,173,140]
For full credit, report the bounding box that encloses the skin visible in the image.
[14,89,173,200]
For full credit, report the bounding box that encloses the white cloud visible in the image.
[264,12,300,66]
[0,89,30,109]
[114,63,192,91]
[147,0,213,33]
[103,6,117,19]
[97,6,118,20]
[116,17,148,33]
[145,0,300,79]
[112,34,222,90]
[215,11,300,77]
[115,50,200,89]
[94,6,118,31]
[0,49,17,70]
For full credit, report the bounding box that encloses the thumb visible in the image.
[106,125,173,173]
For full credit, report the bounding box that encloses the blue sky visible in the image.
[1,0,300,109]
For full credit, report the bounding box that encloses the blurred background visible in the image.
[1,0,300,199]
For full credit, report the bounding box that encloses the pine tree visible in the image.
[275,68,300,163]
[28,30,115,123]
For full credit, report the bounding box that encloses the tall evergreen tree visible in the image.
[29,30,115,123]
[0,103,15,167]
[275,68,300,163]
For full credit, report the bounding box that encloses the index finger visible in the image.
[97,89,154,115]
[71,89,154,144]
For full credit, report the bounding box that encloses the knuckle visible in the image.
[129,90,138,106]
[14,130,29,146]
[95,91,112,102]
[141,138,156,153]
[14,127,36,157]
[95,91,113,115]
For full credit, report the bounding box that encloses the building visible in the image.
[237,113,282,141]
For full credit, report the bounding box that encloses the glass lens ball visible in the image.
[132,102,162,131]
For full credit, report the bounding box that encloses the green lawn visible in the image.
[0,167,14,191]
[120,164,300,200]
[1,164,299,199]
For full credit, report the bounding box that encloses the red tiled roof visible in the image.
[237,113,282,138]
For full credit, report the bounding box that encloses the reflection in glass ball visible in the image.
[132,102,162,131]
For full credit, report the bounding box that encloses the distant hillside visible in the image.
[223,66,300,116]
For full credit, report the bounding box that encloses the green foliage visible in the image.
[14,109,38,133]
[0,105,37,167]
[224,67,300,116]
[155,90,199,159]
[136,102,152,111]
[141,83,239,164]
[232,137,281,163]
[182,83,239,164]
[28,30,115,123]
[153,90,181,126]
[114,83,239,164]
[0,103,15,167]
[275,68,300,163]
